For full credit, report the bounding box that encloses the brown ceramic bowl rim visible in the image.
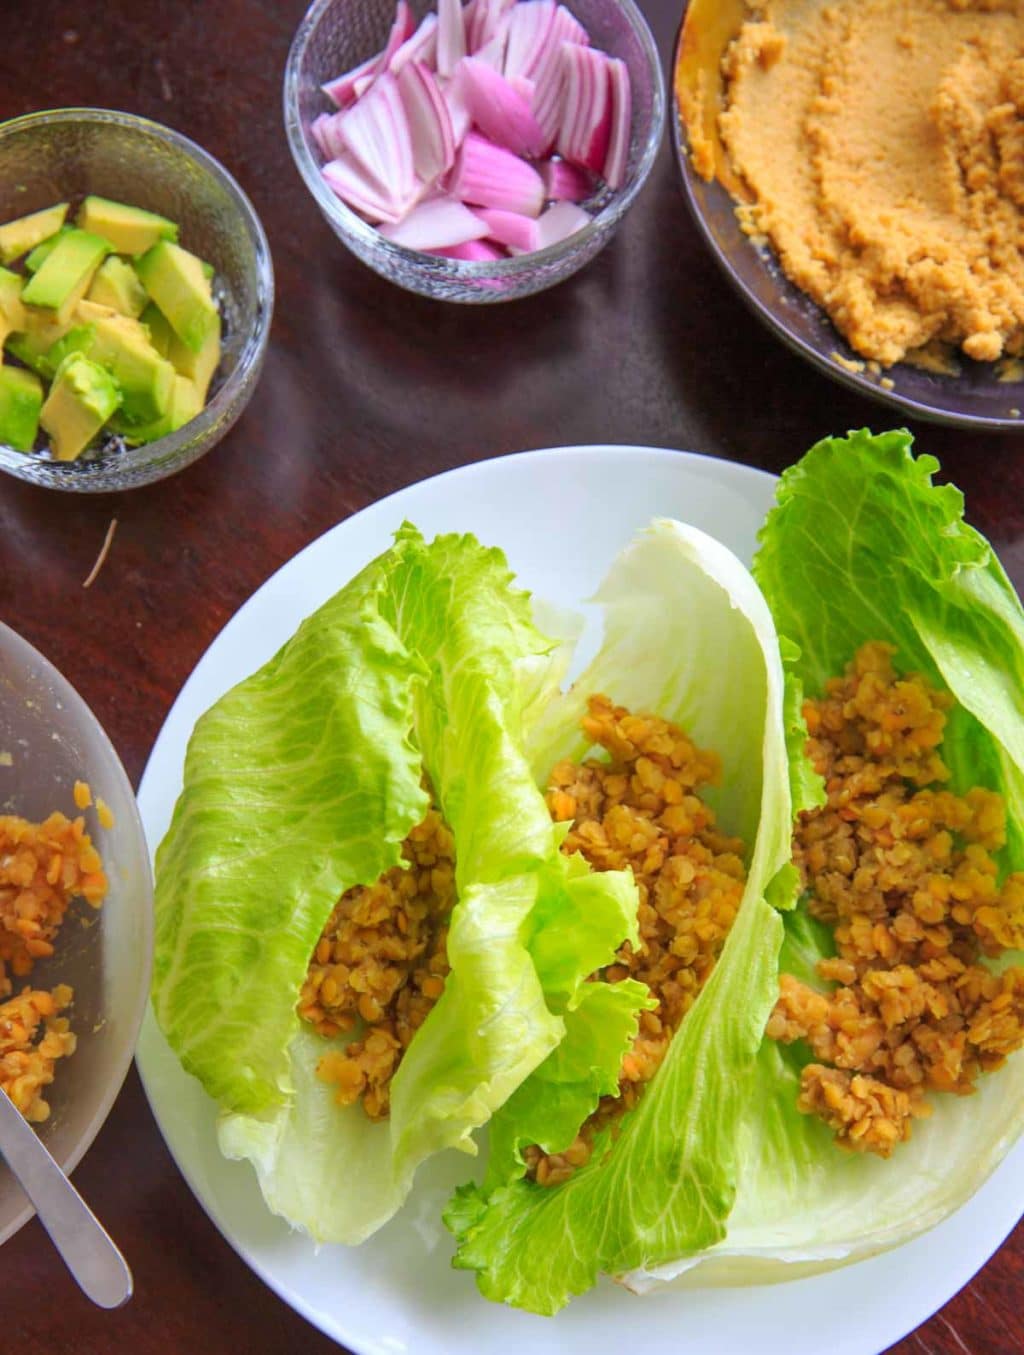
[670,8,1024,434]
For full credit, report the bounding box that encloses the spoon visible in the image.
[0,1085,132,1308]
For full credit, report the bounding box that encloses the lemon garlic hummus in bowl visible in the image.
[676,0,1024,411]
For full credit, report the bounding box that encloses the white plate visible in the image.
[136,445,1024,1355]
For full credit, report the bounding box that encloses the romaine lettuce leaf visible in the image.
[630,429,1024,1289]
[157,526,640,1244]
[446,519,793,1312]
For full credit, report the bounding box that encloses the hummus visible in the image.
[706,0,1024,367]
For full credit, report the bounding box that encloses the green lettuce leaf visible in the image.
[627,428,1024,1288]
[156,526,639,1244]
[152,540,429,1113]
[446,518,793,1313]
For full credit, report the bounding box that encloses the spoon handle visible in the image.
[0,1087,132,1308]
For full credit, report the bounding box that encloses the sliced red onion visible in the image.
[322,53,380,109]
[475,207,540,252]
[340,71,416,200]
[379,1,415,70]
[450,131,546,215]
[380,195,488,248]
[389,12,439,72]
[433,238,506,260]
[530,6,590,152]
[538,156,593,201]
[468,0,516,52]
[443,62,473,144]
[311,112,344,160]
[397,61,456,180]
[603,57,630,190]
[458,57,543,158]
[473,24,510,69]
[317,0,631,259]
[532,200,591,249]
[557,43,612,175]
[322,155,413,223]
[436,0,467,77]
[503,0,556,79]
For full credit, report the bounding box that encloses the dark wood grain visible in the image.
[1,3,1022,1352]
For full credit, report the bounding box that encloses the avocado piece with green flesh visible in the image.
[40,352,120,462]
[51,298,175,422]
[169,311,221,401]
[142,299,221,400]
[5,309,75,377]
[135,241,217,353]
[140,302,173,357]
[110,373,201,445]
[0,203,69,266]
[44,323,97,375]
[0,268,26,348]
[22,230,111,324]
[77,196,178,257]
[86,256,149,318]
[0,364,43,452]
[24,225,74,273]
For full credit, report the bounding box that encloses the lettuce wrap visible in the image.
[629,429,1024,1291]
[449,432,1024,1313]
[153,524,643,1244]
[446,518,795,1313]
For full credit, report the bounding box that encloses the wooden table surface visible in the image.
[2,2,1023,1352]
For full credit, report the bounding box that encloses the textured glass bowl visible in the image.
[0,622,153,1247]
[672,0,1024,432]
[0,109,274,491]
[284,0,665,303]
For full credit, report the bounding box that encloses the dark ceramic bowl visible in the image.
[671,0,1024,432]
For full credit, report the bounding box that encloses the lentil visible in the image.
[300,807,455,1120]
[0,809,107,1120]
[526,694,747,1186]
[767,643,1024,1157]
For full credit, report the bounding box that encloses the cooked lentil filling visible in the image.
[767,642,1024,1158]
[301,698,747,1142]
[529,694,748,1187]
[0,810,107,1122]
[300,807,456,1121]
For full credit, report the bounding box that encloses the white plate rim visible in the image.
[135,443,1024,1355]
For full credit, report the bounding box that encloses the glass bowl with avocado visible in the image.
[0,109,273,492]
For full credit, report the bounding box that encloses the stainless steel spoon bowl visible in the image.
[0,1087,131,1307]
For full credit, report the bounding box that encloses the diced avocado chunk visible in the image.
[86,256,149,318]
[24,224,74,273]
[167,309,221,402]
[77,195,178,257]
[5,310,75,377]
[43,322,97,375]
[0,364,43,452]
[143,299,221,399]
[110,373,201,445]
[140,301,173,357]
[0,268,25,348]
[135,241,217,353]
[39,353,120,462]
[52,298,174,423]
[21,229,111,324]
[0,203,69,266]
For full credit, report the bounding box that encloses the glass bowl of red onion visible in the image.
[283,0,664,302]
